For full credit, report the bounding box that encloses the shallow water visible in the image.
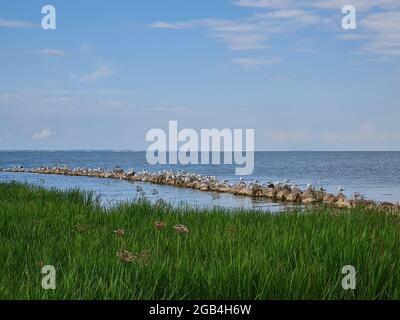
[1,151,399,211]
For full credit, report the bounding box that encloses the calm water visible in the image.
[0,151,399,211]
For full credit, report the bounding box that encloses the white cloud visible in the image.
[79,62,115,82]
[149,18,267,50]
[231,57,281,68]
[30,48,68,56]
[69,44,117,82]
[235,0,400,11]
[149,1,400,59]
[147,16,296,51]
[148,21,187,29]
[361,11,400,56]
[148,7,324,52]
[0,18,37,28]
[256,9,322,25]
[312,0,400,11]
[32,129,53,140]
[214,32,269,50]
[234,0,302,9]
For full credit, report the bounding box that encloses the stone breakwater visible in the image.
[0,166,397,209]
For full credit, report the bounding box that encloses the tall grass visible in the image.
[0,181,399,299]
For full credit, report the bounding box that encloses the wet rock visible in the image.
[337,193,347,201]
[276,189,291,201]
[286,190,302,202]
[250,184,263,197]
[218,186,232,193]
[199,183,209,192]
[323,193,337,203]
[262,188,277,199]
[237,187,253,197]
[186,181,195,188]
[302,197,317,205]
[336,198,351,208]
[314,191,326,202]
[301,189,317,204]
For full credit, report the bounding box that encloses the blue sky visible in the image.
[0,0,399,150]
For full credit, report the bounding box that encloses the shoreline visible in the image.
[1,166,398,210]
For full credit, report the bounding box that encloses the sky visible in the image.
[0,0,399,151]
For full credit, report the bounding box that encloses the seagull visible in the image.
[337,186,345,193]
[352,192,364,200]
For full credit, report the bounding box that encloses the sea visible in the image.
[0,151,399,211]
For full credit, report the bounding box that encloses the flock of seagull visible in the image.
[0,164,365,209]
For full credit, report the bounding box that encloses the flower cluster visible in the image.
[173,224,189,234]
[154,221,166,231]
[75,223,89,233]
[113,229,126,237]
[116,249,151,266]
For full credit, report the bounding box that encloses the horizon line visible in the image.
[1,149,400,152]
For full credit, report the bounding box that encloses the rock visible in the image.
[231,185,243,195]
[337,193,347,201]
[250,185,263,197]
[199,183,209,191]
[262,188,277,199]
[336,198,351,208]
[291,187,302,194]
[276,189,291,201]
[186,182,195,188]
[314,191,326,202]
[323,193,337,203]
[302,197,316,205]
[175,178,185,187]
[237,187,253,197]
[218,187,231,193]
[301,189,316,204]
[286,191,301,202]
